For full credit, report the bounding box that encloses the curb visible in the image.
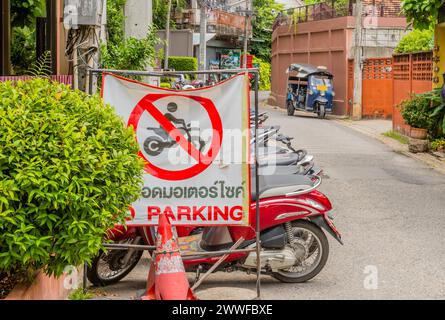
[335,119,445,175]
[261,103,349,120]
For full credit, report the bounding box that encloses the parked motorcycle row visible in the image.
[87,105,342,288]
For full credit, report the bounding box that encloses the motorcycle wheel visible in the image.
[143,137,164,156]
[272,221,329,283]
[317,104,326,119]
[87,246,143,287]
[287,100,295,116]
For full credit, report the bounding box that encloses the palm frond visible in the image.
[28,51,52,78]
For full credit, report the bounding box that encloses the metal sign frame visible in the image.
[86,68,262,299]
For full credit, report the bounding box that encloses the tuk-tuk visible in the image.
[286,63,335,118]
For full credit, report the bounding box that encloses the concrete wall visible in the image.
[156,30,194,58]
[360,25,410,59]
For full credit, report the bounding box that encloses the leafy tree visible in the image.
[10,0,46,75]
[394,29,434,53]
[401,0,445,30]
[253,56,271,90]
[102,0,159,73]
[106,0,127,46]
[10,0,46,27]
[251,0,284,62]
[10,26,36,75]
[153,0,186,29]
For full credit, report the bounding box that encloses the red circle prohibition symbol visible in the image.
[128,93,223,181]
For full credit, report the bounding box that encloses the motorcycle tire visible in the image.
[318,104,326,119]
[287,100,295,116]
[272,220,329,283]
[87,249,143,287]
[143,137,164,156]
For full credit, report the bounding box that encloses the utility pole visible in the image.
[352,0,363,120]
[125,0,152,40]
[199,0,207,75]
[0,0,11,75]
[164,0,172,70]
[243,0,249,68]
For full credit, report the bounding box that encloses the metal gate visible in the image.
[362,58,394,118]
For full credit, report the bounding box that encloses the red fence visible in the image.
[0,75,73,86]
[392,52,433,135]
[347,53,433,129]
[362,58,394,118]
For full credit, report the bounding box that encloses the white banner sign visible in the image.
[102,73,251,226]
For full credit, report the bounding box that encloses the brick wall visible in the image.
[362,0,402,16]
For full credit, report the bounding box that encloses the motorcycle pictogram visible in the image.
[143,102,206,156]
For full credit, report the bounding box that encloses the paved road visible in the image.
[95,105,445,300]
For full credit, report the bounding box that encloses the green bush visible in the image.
[165,56,198,72]
[394,29,434,54]
[400,94,435,130]
[160,82,171,88]
[0,79,144,277]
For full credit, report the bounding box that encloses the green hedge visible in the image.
[165,56,198,72]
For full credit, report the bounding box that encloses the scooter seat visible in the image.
[258,152,300,167]
[250,173,314,201]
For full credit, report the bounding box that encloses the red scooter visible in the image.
[87,174,342,286]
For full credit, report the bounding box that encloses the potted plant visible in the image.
[400,94,434,139]
[0,79,144,299]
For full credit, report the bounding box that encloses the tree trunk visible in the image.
[164,0,172,70]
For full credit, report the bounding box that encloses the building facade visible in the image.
[270,0,407,116]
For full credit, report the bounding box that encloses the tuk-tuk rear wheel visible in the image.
[287,100,295,116]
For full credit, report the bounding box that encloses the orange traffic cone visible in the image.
[141,213,196,300]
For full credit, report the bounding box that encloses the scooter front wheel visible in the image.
[87,244,143,286]
[272,220,329,283]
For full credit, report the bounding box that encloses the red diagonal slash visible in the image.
[144,102,206,163]
[128,93,223,180]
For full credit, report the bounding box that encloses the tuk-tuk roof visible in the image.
[288,63,333,78]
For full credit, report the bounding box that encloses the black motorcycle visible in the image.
[143,123,206,156]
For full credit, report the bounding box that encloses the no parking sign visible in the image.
[102,73,251,226]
